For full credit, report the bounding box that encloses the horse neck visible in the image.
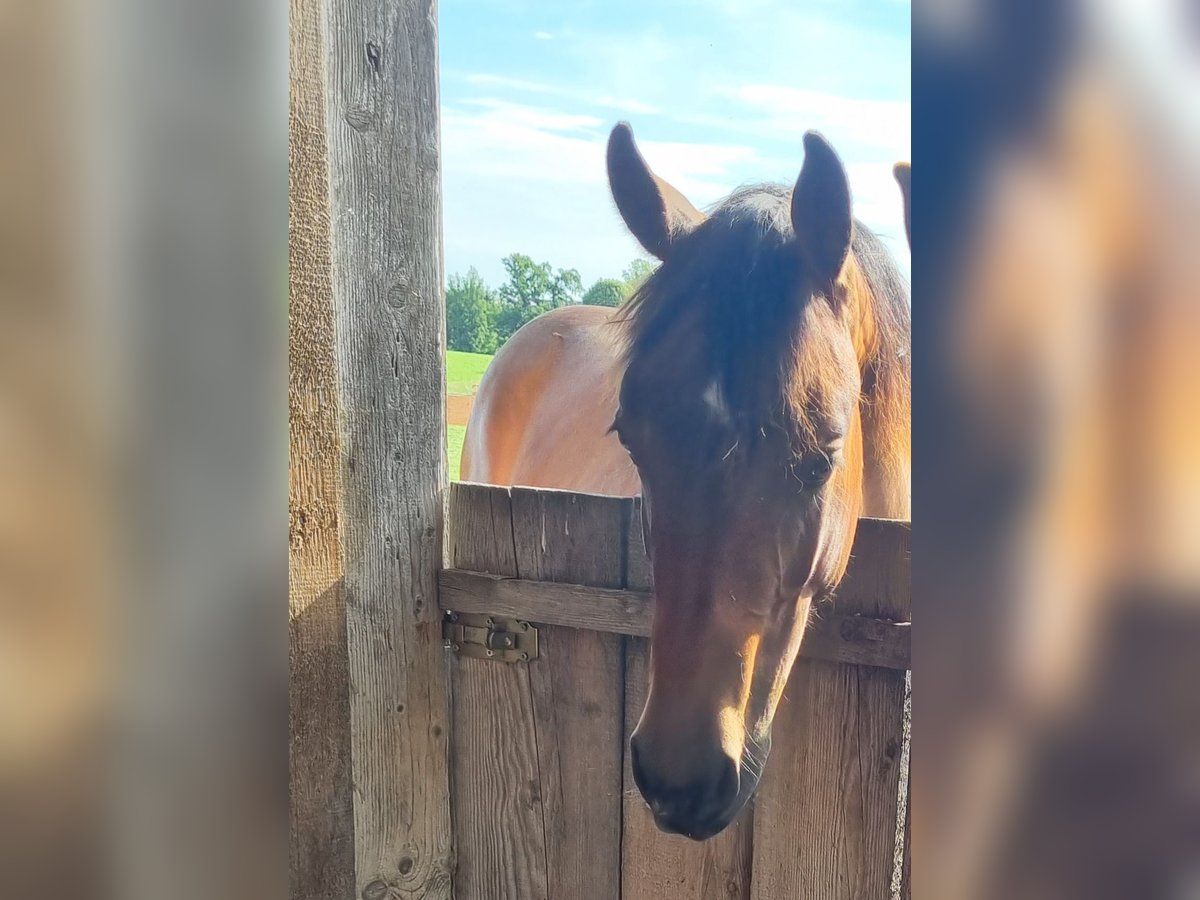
[844,258,912,519]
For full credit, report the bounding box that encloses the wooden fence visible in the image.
[288,0,911,894]
[442,482,911,900]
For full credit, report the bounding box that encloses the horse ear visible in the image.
[607,122,704,261]
[893,162,911,250]
[791,131,853,293]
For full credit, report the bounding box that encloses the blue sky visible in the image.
[440,0,910,288]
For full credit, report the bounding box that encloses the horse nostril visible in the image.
[628,737,741,837]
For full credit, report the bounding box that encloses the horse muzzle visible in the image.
[629,732,763,840]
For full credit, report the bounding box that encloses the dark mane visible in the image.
[846,220,912,466]
[619,183,910,445]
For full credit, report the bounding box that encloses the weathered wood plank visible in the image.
[510,488,628,900]
[803,611,910,671]
[832,518,912,621]
[445,483,549,900]
[437,571,910,670]
[625,495,655,591]
[324,0,451,894]
[900,761,911,900]
[898,670,912,900]
[509,488,632,586]
[748,659,892,898]
[751,519,910,899]
[288,0,353,891]
[847,520,913,900]
[440,570,652,634]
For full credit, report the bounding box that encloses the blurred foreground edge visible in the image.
[913,1,1200,898]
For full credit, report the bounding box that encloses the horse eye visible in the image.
[798,453,834,488]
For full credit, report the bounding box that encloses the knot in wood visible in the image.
[365,40,382,73]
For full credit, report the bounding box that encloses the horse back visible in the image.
[462,305,640,497]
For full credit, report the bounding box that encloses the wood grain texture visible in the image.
[751,519,910,899]
[323,0,451,894]
[625,495,654,593]
[440,570,653,635]
[445,484,549,900]
[900,762,911,900]
[437,570,910,669]
[833,518,912,622]
[288,0,353,891]
[510,488,628,900]
[891,671,912,900]
[621,638,753,900]
[846,520,913,900]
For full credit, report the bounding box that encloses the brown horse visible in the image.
[462,123,911,839]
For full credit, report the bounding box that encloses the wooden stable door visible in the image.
[442,484,910,900]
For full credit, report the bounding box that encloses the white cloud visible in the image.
[635,138,762,205]
[442,100,759,196]
[697,85,910,158]
[440,99,771,282]
[460,72,661,115]
[533,30,554,40]
[692,0,780,18]
[564,11,909,127]
[457,98,603,134]
[596,96,660,115]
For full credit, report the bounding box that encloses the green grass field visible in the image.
[446,350,493,479]
[447,349,494,396]
[447,423,467,481]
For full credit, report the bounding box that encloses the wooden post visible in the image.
[323,0,451,896]
[288,0,356,892]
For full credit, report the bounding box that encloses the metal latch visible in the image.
[443,611,538,663]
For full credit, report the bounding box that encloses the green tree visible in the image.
[494,254,583,340]
[445,268,499,353]
[621,258,656,294]
[555,267,584,304]
[582,278,625,308]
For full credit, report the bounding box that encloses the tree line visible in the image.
[446,254,655,354]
